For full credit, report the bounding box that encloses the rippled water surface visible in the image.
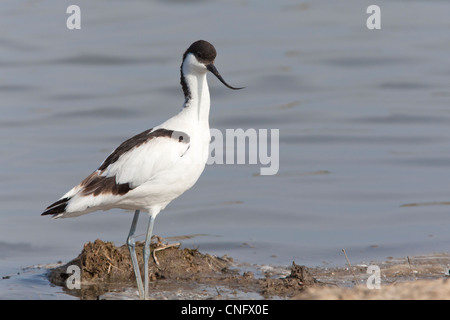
[1,0,450,299]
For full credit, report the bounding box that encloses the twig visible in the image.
[342,248,359,285]
[152,242,181,267]
[407,256,417,280]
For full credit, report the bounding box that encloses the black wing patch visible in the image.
[41,197,70,216]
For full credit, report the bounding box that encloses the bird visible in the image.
[41,40,243,299]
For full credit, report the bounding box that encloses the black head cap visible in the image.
[183,40,217,65]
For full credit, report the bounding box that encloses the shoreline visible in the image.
[45,239,450,300]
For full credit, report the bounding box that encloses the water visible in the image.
[1,0,450,299]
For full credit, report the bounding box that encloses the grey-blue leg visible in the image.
[143,214,156,299]
[127,210,144,299]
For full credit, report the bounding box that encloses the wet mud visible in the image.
[47,239,450,300]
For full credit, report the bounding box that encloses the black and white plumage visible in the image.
[41,40,243,299]
[42,128,191,218]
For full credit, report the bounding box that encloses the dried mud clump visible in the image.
[259,262,318,296]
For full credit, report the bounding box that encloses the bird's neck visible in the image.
[180,63,211,127]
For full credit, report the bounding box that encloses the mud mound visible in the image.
[48,239,315,299]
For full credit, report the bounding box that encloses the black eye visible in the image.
[196,51,203,59]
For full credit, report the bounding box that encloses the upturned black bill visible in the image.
[206,64,244,90]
